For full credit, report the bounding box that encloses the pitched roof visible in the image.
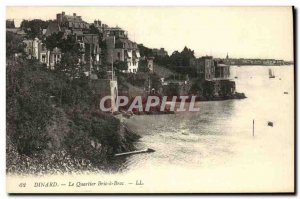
[115,38,137,49]
[52,47,62,54]
[46,22,61,37]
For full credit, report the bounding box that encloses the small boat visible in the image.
[234,76,238,79]
[284,92,288,94]
[267,121,274,127]
[269,69,275,78]
[114,148,155,157]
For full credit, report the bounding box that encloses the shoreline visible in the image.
[115,92,246,116]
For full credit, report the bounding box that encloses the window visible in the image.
[42,55,46,63]
[124,50,127,59]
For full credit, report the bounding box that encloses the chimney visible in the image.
[73,13,76,17]
[62,11,65,15]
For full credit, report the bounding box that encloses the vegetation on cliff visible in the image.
[6,33,140,175]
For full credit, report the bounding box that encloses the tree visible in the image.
[44,33,79,53]
[44,32,65,51]
[114,61,128,73]
[138,60,150,73]
[57,51,82,79]
[149,73,161,90]
[6,60,54,155]
[6,31,25,57]
[6,20,15,28]
[89,24,101,35]
[20,19,51,39]
[170,50,182,66]
[169,47,195,67]
[181,46,195,66]
[45,34,83,79]
[60,35,80,54]
[163,83,179,97]
[137,44,153,57]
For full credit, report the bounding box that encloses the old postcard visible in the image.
[6,6,294,193]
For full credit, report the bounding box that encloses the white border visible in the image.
[1,0,298,198]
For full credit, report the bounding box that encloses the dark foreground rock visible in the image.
[199,92,246,101]
[6,110,140,175]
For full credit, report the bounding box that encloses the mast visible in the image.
[111,55,114,80]
[89,42,92,77]
[148,76,151,93]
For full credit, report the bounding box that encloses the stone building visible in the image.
[190,56,235,98]
[44,12,101,73]
[23,38,40,59]
[214,61,230,80]
[190,56,215,80]
[105,27,140,73]
[23,37,62,69]
[75,33,101,69]
[56,11,90,30]
[46,11,90,37]
[190,56,231,81]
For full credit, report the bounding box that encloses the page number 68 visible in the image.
[19,183,26,187]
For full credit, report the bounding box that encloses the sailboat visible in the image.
[269,68,275,78]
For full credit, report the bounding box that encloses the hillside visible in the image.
[153,63,178,78]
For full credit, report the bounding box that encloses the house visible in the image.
[23,39,33,58]
[49,47,62,68]
[23,38,40,59]
[214,61,230,80]
[74,33,101,68]
[193,56,230,81]
[190,56,234,98]
[103,26,128,39]
[23,37,62,69]
[105,27,140,73]
[45,22,62,37]
[44,12,101,74]
[32,38,40,59]
[56,11,90,31]
[38,43,50,65]
[46,11,91,37]
[191,56,215,80]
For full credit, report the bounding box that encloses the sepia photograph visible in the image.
[5,6,295,193]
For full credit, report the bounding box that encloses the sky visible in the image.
[6,7,294,61]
